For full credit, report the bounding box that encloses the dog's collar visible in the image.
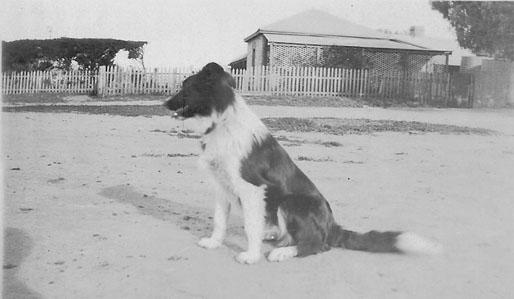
[204,123,216,135]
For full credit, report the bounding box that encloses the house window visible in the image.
[265,45,270,66]
[252,48,256,67]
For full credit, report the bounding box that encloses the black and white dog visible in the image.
[165,62,441,264]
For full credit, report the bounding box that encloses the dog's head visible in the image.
[164,62,236,119]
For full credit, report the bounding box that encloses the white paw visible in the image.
[235,251,261,264]
[197,237,222,249]
[267,247,297,262]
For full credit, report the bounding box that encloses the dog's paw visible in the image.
[197,237,222,249]
[235,251,261,264]
[267,247,298,262]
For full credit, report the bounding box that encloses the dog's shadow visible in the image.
[99,185,249,252]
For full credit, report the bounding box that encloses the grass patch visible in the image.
[273,135,344,147]
[139,153,198,158]
[150,129,201,139]
[297,156,333,162]
[3,104,171,117]
[3,104,495,135]
[320,141,343,147]
[244,95,363,107]
[2,94,168,105]
[262,117,495,135]
[3,94,361,107]
[166,153,198,157]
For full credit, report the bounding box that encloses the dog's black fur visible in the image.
[165,63,236,118]
[164,63,436,261]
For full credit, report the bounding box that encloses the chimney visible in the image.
[409,26,425,38]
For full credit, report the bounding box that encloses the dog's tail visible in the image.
[328,224,442,255]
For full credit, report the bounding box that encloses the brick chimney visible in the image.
[409,26,425,38]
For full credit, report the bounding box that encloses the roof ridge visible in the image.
[260,30,394,41]
[252,9,388,40]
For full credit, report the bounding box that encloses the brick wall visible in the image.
[268,43,433,74]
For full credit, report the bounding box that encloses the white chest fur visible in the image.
[197,95,269,195]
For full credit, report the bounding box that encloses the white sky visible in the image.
[1,0,457,68]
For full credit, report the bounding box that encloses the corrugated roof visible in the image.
[245,10,451,54]
[264,34,446,53]
[260,9,388,39]
[391,35,454,52]
[229,54,248,66]
[389,34,472,64]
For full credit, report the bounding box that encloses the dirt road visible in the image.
[3,105,514,298]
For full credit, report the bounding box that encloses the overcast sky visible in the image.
[1,0,457,67]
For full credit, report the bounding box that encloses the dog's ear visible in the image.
[201,62,225,79]
[226,75,236,88]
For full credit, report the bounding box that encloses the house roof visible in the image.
[390,34,474,65]
[259,9,388,39]
[264,33,444,53]
[228,54,247,66]
[245,9,451,54]
[392,35,454,52]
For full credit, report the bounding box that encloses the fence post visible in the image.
[1,73,5,94]
[469,73,475,108]
[427,73,434,105]
[2,73,6,94]
[508,63,514,106]
[242,68,248,93]
[269,67,275,95]
[97,66,106,96]
[446,72,451,107]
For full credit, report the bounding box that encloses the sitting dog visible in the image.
[164,62,441,264]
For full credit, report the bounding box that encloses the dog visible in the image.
[164,62,441,264]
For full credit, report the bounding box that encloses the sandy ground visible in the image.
[3,104,514,298]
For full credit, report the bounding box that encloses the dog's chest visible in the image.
[200,152,235,178]
[198,130,249,189]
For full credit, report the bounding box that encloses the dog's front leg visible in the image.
[235,185,266,264]
[198,184,232,249]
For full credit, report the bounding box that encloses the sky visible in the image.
[1,0,458,68]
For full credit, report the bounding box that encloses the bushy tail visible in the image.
[328,225,442,255]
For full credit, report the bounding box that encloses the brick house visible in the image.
[231,10,451,74]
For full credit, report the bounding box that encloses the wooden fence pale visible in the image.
[1,69,97,95]
[2,65,460,105]
[0,66,196,96]
[230,66,451,101]
[231,66,372,97]
[97,65,195,96]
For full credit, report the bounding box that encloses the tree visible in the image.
[431,1,514,60]
[1,38,147,72]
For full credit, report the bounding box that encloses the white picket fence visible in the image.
[1,69,97,94]
[232,66,369,97]
[98,66,195,96]
[1,66,195,96]
[1,65,452,102]
[1,65,372,96]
